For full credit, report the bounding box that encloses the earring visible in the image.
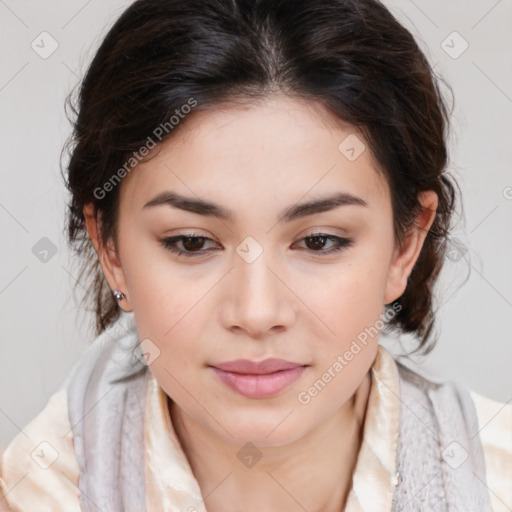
[113,290,125,303]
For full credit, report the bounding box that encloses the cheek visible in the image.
[129,273,204,404]
[120,241,206,350]
[300,257,390,343]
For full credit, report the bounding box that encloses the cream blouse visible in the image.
[1,345,511,512]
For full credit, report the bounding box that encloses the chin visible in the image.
[214,412,308,448]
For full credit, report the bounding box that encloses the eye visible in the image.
[160,232,354,258]
[293,232,354,255]
[160,233,220,258]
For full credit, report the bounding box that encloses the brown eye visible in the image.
[295,233,354,254]
[160,234,220,257]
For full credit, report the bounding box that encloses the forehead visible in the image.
[119,94,391,216]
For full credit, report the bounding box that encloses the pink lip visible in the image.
[210,358,307,398]
[212,358,303,374]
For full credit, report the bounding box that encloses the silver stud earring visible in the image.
[113,290,125,303]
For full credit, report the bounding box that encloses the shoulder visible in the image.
[470,390,512,512]
[394,358,511,511]
[0,386,80,512]
[394,358,482,427]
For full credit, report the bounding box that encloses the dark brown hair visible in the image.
[63,0,457,355]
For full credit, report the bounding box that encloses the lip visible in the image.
[210,358,308,398]
[212,358,304,374]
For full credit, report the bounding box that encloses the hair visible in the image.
[62,0,457,355]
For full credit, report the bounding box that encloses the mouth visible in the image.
[209,358,308,398]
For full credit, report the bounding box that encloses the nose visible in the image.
[220,251,297,340]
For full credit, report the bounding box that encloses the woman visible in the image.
[1,0,510,511]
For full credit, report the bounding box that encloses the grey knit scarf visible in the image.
[66,316,493,511]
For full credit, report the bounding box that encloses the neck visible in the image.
[169,371,372,512]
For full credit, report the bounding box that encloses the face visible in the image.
[90,94,435,448]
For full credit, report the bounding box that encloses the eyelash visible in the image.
[160,232,354,258]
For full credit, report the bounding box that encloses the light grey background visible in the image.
[1,0,511,451]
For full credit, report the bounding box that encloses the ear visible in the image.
[83,203,133,312]
[384,190,438,305]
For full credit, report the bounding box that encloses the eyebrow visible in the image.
[142,190,368,224]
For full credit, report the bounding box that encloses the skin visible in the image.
[84,94,438,512]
